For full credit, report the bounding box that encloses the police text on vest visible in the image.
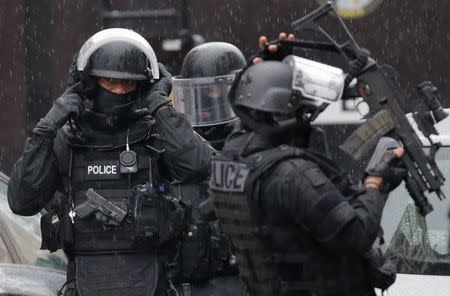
[87,165,117,175]
[210,160,250,192]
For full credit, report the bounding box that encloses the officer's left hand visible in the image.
[145,63,173,115]
[67,52,81,87]
[252,32,296,64]
[364,147,407,193]
[152,63,173,96]
[344,47,371,86]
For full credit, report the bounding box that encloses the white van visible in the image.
[316,102,450,295]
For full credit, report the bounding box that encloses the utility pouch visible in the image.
[210,233,231,263]
[40,208,64,252]
[180,223,211,281]
[40,196,74,252]
[132,184,190,247]
[61,199,74,248]
[365,248,396,290]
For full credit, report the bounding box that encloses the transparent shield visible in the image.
[172,74,237,127]
[77,28,159,79]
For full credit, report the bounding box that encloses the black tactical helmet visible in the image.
[77,28,160,81]
[180,42,246,78]
[230,58,347,135]
[172,42,246,129]
[172,42,246,149]
[232,61,294,115]
[230,61,315,135]
[89,42,148,80]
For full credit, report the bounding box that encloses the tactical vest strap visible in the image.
[213,144,354,296]
[241,145,331,295]
[272,252,311,264]
[244,145,353,202]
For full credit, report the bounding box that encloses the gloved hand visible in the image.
[345,47,370,85]
[252,33,295,64]
[67,52,81,87]
[364,147,407,193]
[145,63,173,115]
[38,82,84,134]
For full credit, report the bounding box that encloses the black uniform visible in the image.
[8,106,212,295]
[209,60,402,296]
[170,42,247,295]
[8,29,213,296]
[211,131,388,296]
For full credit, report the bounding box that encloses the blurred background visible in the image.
[0,0,449,174]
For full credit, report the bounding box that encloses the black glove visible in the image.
[67,52,80,87]
[256,39,293,62]
[365,148,407,193]
[345,47,370,86]
[145,63,172,115]
[365,248,396,290]
[152,63,172,95]
[34,82,84,137]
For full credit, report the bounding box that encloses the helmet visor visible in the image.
[283,55,346,104]
[172,74,236,127]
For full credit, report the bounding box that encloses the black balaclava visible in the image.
[94,86,138,114]
[79,82,149,130]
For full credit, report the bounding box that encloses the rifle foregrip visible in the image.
[405,177,433,216]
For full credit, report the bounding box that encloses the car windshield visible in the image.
[0,173,67,270]
[380,147,450,276]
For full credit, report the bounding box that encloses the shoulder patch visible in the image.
[210,160,250,192]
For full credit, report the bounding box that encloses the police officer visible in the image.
[209,57,406,296]
[170,42,247,295]
[172,42,246,150]
[8,28,213,296]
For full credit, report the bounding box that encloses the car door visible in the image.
[0,171,25,264]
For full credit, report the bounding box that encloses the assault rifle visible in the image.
[75,188,127,226]
[281,1,447,216]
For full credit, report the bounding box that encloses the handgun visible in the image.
[75,188,127,226]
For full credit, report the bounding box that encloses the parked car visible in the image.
[0,171,66,295]
[375,112,450,295]
[316,103,450,295]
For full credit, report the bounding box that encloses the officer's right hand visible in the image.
[252,32,295,64]
[44,82,84,128]
[364,147,407,193]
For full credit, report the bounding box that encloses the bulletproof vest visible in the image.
[67,119,157,253]
[210,145,353,296]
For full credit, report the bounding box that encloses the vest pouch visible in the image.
[179,223,212,281]
[40,208,63,252]
[210,233,232,271]
[40,197,74,252]
[133,188,159,244]
[132,185,190,247]
[75,253,159,296]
